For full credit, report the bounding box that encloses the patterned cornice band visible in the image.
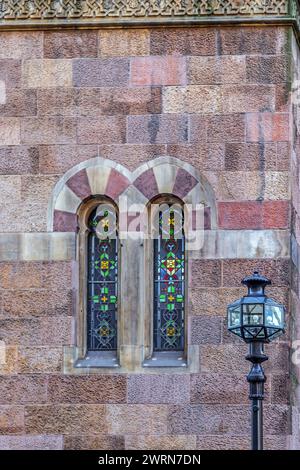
[0,1,298,30]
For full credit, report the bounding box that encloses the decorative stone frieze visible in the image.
[0,0,298,31]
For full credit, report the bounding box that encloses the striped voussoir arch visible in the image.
[48,156,216,232]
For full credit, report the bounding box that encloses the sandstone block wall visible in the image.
[0,25,293,449]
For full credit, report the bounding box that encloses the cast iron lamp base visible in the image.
[246,342,268,450]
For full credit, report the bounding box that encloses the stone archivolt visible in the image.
[0,0,290,20]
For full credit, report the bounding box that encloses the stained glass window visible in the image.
[153,203,185,351]
[87,204,118,351]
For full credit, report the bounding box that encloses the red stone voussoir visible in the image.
[133,168,159,201]
[66,168,91,201]
[53,210,78,232]
[105,168,130,200]
[173,167,198,199]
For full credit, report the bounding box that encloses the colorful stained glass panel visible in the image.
[87,205,118,351]
[153,204,185,351]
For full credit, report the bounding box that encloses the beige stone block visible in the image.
[265,172,290,200]
[86,166,111,196]
[107,405,168,435]
[17,347,63,374]
[21,233,76,261]
[0,233,75,262]
[235,229,289,259]
[48,233,76,261]
[0,118,20,145]
[192,229,290,260]
[153,164,178,194]
[23,60,72,88]
[200,230,237,259]
[163,86,221,114]
[125,435,197,450]
[54,185,82,214]
[218,171,264,200]
[99,29,150,57]
[0,176,21,204]
[0,345,18,375]
[118,346,143,374]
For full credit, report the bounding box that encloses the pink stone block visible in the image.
[66,169,91,200]
[173,168,198,199]
[246,113,290,142]
[134,168,158,200]
[131,56,186,86]
[53,210,78,232]
[0,435,63,450]
[128,375,190,404]
[105,169,130,200]
[0,375,47,405]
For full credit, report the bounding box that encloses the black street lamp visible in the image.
[227,271,286,450]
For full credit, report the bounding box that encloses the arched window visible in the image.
[77,198,119,367]
[153,200,185,352]
[86,201,118,354]
[52,157,215,372]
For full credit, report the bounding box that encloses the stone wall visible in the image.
[0,25,294,449]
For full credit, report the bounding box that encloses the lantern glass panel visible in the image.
[265,304,284,328]
[228,304,241,329]
[244,326,264,339]
[242,303,264,326]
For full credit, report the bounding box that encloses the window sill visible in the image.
[143,351,187,368]
[74,351,120,369]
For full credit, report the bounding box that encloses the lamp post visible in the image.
[227,271,286,450]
